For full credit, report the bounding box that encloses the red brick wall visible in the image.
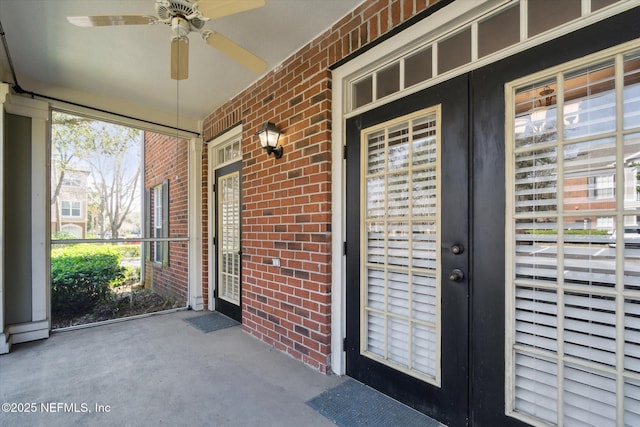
[144,132,189,305]
[202,0,442,373]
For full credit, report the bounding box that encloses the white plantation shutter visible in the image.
[362,108,440,384]
[218,172,240,305]
[507,49,640,426]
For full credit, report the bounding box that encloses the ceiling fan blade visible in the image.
[67,15,157,27]
[197,0,265,20]
[171,37,189,80]
[204,31,266,74]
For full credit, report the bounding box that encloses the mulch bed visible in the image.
[52,289,181,329]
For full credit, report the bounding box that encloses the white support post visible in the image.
[2,92,51,348]
[188,137,204,310]
[0,84,9,354]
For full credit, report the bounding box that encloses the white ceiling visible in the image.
[0,0,362,132]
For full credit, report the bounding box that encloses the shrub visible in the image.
[51,244,125,318]
[52,231,78,240]
[117,243,141,258]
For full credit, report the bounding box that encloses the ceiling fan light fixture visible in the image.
[171,16,190,37]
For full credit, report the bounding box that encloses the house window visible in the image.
[61,174,82,187]
[596,216,614,229]
[507,45,640,426]
[61,200,81,217]
[588,174,616,199]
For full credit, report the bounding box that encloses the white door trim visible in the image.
[207,125,243,311]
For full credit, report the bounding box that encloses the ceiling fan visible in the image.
[67,0,267,80]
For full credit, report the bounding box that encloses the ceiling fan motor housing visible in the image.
[156,0,206,33]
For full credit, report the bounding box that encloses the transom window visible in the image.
[506,43,640,426]
[216,138,241,166]
[348,0,631,112]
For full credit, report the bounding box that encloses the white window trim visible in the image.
[207,124,243,311]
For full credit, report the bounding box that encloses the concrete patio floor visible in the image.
[0,310,346,426]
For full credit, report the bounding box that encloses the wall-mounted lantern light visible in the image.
[256,121,283,159]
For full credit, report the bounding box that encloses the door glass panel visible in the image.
[563,138,616,210]
[218,172,240,305]
[563,364,617,426]
[514,352,558,424]
[624,52,640,130]
[362,108,440,385]
[564,61,616,140]
[507,50,640,426]
[514,148,558,213]
[514,79,558,148]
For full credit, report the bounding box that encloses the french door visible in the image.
[215,161,242,322]
[345,74,470,426]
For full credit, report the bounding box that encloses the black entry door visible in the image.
[214,161,242,322]
[345,74,470,426]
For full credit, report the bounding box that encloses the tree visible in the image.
[84,122,142,239]
[51,113,142,239]
[51,113,94,232]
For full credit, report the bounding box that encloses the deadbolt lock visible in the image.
[449,269,464,282]
[451,244,464,255]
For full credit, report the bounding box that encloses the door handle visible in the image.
[449,269,464,282]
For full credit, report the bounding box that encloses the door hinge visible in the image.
[343,145,347,160]
[213,236,217,246]
[343,337,348,352]
[212,183,216,192]
[343,241,347,256]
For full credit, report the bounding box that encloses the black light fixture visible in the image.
[256,121,283,159]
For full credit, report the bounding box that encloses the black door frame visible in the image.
[345,74,470,427]
[214,160,242,322]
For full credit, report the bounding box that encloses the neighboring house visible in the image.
[5,1,640,426]
[50,169,89,238]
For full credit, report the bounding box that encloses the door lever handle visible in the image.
[449,269,464,282]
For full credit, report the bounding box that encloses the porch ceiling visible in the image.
[0,0,362,131]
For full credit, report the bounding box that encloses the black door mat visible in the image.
[184,312,239,333]
[307,379,444,427]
